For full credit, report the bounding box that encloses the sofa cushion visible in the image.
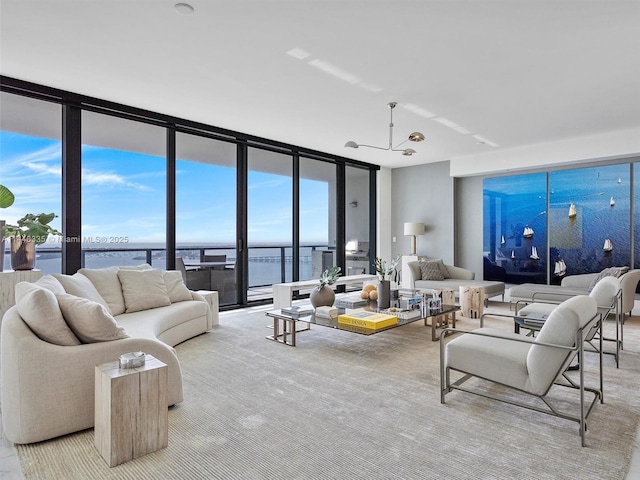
[117,269,171,313]
[53,273,109,309]
[34,274,66,294]
[419,260,444,281]
[14,282,81,346]
[78,263,153,316]
[55,292,129,343]
[116,300,208,341]
[163,270,193,303]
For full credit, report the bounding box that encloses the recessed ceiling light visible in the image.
[175,3,195,15]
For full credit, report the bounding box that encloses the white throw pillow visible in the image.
[34,274,66,294]
[53,273,109,309]
[78,266,126,316]
[163,270,193,303]
[55,293,129,343]
[117,269,171,313]
[14,282,81,346]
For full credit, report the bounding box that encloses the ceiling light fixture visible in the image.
[174,3,195,15]
[345,102,425,156]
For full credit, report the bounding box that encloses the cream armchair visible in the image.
[440,295,601,446]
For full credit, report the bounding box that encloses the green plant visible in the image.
[373,255,400,281]
[3,212,62,246]
[317,265,342,290]
[0,184,15,209]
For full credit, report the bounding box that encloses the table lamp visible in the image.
[404,222,425,255]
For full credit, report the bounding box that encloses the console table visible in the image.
[272,274,377,310]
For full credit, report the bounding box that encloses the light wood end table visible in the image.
[95,355,168,467]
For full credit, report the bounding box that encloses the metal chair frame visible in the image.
[440,310,602,447]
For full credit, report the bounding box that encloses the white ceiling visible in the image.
[1,0,639,171]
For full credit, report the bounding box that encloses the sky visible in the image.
[0,131,330,246]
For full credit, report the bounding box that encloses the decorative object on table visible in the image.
[360,283,378,301]
[373,256,400,309]
[381,307,421,321]
[344,101,425,157]
[118,351,146,369]
[314,305,338,320]
[337,310,398,330]
[428,297,442,310]
[0,184,16,273]
[334,294,369,309]
[2,211,62,271]
[403,222,426,255]
[310,265,342,308]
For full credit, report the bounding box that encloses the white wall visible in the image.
[377,167,393,262]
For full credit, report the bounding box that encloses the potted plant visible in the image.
[310,265,342,308]
[0,184,16,272]
[373,255,400,309]
[3,212,62,270]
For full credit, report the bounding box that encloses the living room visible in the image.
[1,1,640,478]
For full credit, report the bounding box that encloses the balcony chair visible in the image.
[516,276,622,367]
[176,256,210,290]
[440,295,601,446]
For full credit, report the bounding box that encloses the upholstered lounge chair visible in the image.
[517,276,622,367]
[440,295,601,446]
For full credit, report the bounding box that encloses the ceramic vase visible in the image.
[377,279,390,310]
[10,236,36,270]
[310,285,335,308]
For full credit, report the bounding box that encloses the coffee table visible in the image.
[265,304,459,346]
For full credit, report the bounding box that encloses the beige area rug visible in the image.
[15,303,640,479]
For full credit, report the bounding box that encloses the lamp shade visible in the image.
[404,222,425,236]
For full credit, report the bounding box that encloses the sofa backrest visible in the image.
[526,295,597,394]
[588,275,620,310]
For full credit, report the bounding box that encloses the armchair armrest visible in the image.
[445,265,475,280]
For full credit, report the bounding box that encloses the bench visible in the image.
[273,274,378,310]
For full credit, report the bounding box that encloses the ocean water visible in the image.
[2,243,316,288]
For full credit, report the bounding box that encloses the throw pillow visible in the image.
[117,269,171,313]
[419,260,444,281]
[14,282,81,346]
[78,266,126,316]
[53,273,109,309]
[163,270,193,303]
[34,274,66,294]
[431,258,451,279]
[55,293,129,343]
[588,266,629,291]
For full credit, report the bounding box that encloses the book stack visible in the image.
[335,295,369,309]
[280,305,313,318]
[400,295,423,311]
[338,310,398,330]
[380,308,421,321]
[315,306,338,320]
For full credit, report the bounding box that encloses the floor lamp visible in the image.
[404,222,425,255]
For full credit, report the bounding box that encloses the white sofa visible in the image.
[405,259,506,301]
[1,265,215,444]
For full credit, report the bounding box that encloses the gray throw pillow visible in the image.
[419,261,444,281]
[588,266,629,291]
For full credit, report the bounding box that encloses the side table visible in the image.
[459,285,484,319]
[196,289,220,326]
[95,355,168,467]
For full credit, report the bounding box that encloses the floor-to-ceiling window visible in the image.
[345,165,371,276]
[81,111,166,269]
[0,92,62,273]
[1,77,378,308]
[299,156,334,280]
[247,147,293,288]
[176,132,237,305]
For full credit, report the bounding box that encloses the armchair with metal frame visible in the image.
[515,276,623,367]
[440,295,602,447]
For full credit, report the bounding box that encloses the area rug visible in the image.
[15,303,640,479]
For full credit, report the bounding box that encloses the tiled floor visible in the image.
[2,301,640,479]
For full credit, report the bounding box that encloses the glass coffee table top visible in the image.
[266,303,459,336]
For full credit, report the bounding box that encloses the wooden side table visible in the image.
[0,269,44,319]
[196,289,219,326]
[459,286,484,319]
[95,355,168,467]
